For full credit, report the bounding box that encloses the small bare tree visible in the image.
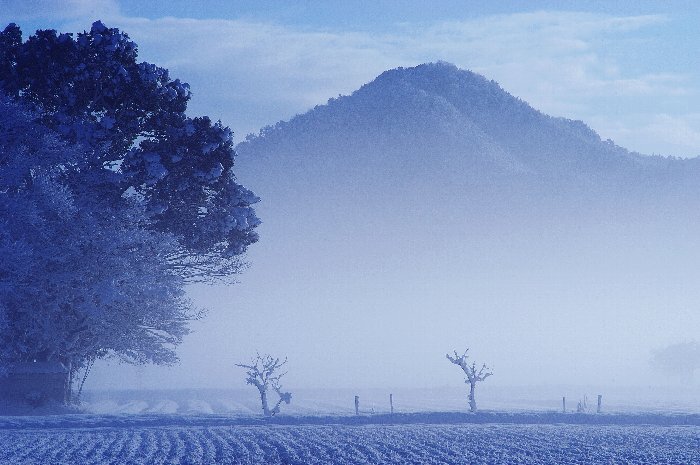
[446,349,493,412]
[236,353,292,417]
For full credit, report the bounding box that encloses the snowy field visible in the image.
[1,416,700,464]
[3,387,700,464]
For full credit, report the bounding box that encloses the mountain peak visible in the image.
[365,61,525,113]
[374,61,488,87]
[373,61,464,82]
[239,63,685,196]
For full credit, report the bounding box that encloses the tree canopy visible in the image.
[0,20,260,281]
[0,97,194,373]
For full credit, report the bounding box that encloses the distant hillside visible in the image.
[238,62,699,204]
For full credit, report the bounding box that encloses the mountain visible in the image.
[237,62,699,206]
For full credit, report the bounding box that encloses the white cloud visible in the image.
[99,16,403,136]
[405,12,682,114]
[593,114,700,157]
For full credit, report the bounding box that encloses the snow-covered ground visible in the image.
[0,419,699,464]
[2,387,700,464]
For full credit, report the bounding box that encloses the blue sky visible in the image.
[3,0,700,157]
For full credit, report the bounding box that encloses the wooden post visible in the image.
[597,394,602,413]
[562,396,566,413]
[390,394,394,414]
[355,395,359,415]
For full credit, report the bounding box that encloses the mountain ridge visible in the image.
[237,62,699,202]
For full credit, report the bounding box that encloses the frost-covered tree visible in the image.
[236,354,292,417]
[446,349,493,412]
[652,341,700,385]
[0,97,196,402]
[0,21,261,403]
[0,21,260,281]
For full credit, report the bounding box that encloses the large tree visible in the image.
[0,20,260,281]
[0,21,260,402]
[0,96,195,401]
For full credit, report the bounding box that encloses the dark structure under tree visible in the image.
[0,361,69,407]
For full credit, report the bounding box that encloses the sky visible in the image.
[2,0,700,157]
[2,1,700,393]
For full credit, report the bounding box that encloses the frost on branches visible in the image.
[0,20,260,282]
[236,354,292,417]
[0,97,197,403]
[0,20,260,405]
[446,349,493,413]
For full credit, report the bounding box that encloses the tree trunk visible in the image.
[468,382,477,412]
[76,358,94,404]
[67,363,75,405]
[65,360,73,405]
[259,387,271,416]
[270,397,283,416]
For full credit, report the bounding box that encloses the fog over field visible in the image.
[89,62,700,400]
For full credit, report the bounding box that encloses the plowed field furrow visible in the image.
[231,428,267,464]
[207,427,245,464]
[320,427,372,464]
[179,429,203,464]
[267,428,306,464]
[15,434,46,465]
[62,431,97,464]
[253,428,288,463]
[1,423,700,464]
[133,429,159,465]
[168,428,187,464]
[105,430,133,465]
[285,425,334,464]
[194,428,218,464]
[46,431,87,465]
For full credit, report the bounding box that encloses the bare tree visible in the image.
[236,353,292,416]
[446,349,493,412]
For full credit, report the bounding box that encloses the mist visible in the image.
[87,64,700,398]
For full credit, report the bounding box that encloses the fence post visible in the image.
[597,394,602,413]
[390,393,394,414]
[355,395,359,415]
